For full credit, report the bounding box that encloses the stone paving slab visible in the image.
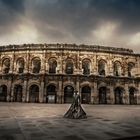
[0,103,140,140]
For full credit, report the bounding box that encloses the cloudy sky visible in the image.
[0,0,140,52]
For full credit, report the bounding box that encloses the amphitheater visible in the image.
[0,43,139,104]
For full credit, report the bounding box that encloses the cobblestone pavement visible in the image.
[0,103,140,140]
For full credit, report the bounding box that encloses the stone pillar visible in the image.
[40,81,44,103]
[22,80,27,102]
[9,56,14,73]
[76,77,80,93]
[57,80,62,103]
[124,84,129,104]
[137,84,140,104]
[24,51,29,73]
[26,89,29,102]
[92,82,98,104]
[90,85,94,104]
[7,80,12,102]
[10,84,14,102]
[109,86,115,104]
[108,57,114,76]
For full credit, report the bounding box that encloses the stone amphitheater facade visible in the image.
[0,44,140,104]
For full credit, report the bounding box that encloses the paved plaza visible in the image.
[0,103,140,140]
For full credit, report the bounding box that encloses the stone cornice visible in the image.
[0,43,139,56]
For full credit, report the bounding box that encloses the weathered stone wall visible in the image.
[0,44,139,104]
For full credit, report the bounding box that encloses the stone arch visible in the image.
[29,84,39,103]
[64,85,74,103]
[0,85,7,101]
[65,58,74,74]
[113,61,122,76]
[98,82,107,89]
[13,85,23,102]
[46,84,57,103]
[114,87,125,104]
[16,57,24,73]
[81,85,91,104]
[98,86,107,104]
[2,58,10,74]
[98,59,107,76]
[31,57,41,73]
[48,57,57,74]
[127,62,135,77]
[82,58,91,75]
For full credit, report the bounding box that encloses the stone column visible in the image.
[39,81,44,103]
[90,85,94,104]
[137,84,140,104]
[26,89,29,102]
[24,50,29,73]
[109,86,115,104]
[7,80,12,102]
[22,80,27,102]
[9,56,14,73]
[57,80,62,103]
[93,82,98,104]
[76,77,80,93]
[10,84,14,102]
[124,84,129,104]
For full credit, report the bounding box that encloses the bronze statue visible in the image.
[64,90,87,119]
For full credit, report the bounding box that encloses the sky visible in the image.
[0,0,140,52]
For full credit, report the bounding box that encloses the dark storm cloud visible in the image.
[0,0,140,51]
[25,0,140,40]
[0,0,25,33]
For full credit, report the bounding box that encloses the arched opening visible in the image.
[46,85,57,103]
[114,61,121,76]
[98,60,106,76]
[13,85,22,102]
[128,62,135,77]
[99,87,107,104]
[65,60,73,74]
[2,58,10,74]
[81,86,91,104]
[32,58,41,73]
[29,85,39,103]
[48,58,57,74]
[114,87,124,104]
[17,58,24,73]
[64,85,74,103]
[0,85,7,101]
[82,59,90,75]
[129,87,137,105]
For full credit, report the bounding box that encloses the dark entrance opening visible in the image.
[13,85,22,102]
[81,86,91,104]
[114,87,123,104]
[99,87,107,104]
[29,85,39,103]
[64,85,74,103]
[0,85,7,101]
[46,85,56,103]
[129,87,136,105]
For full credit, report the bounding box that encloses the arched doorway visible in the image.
[114,87,124,104]
[64,85,74,103]
[99,87,107,104]
[81,86,91,104]
[29,85,39,103]
[0,85,7,101]
[13,85,22,102]
[46,85,56,103]
[129,87,137,105]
